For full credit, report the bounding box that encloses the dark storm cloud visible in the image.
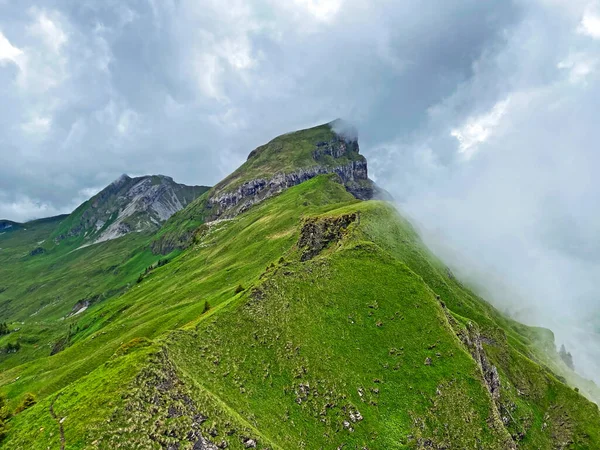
[0,0,519,220]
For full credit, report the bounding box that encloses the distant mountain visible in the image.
[0,220,22,233]
[51,174,209,246]
[0,215,69,232]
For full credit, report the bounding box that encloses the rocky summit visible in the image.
[0,121,599,449]
[207,126,374,219]
[51,174,209,247]
[150,120,382,254]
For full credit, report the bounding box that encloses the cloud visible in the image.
[450,98,510,159]
[27,8,68,53]
[0,29,23,67]
[21,115,52,134]
[0,195,62,222]
[9,9,71,96]
[293,0,344,22]
[193,53,226,101]
[376,0,600,384]
[579,8,600,38]
[116,109,139,135]
[558,52,597,84]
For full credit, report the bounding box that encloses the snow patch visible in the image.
[73,305,88,315]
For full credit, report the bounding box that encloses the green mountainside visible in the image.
[151,121,375,254]
[0,122,598,449]
[0,176,207,375]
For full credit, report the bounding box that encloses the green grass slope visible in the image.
[0,217,163,374]
[211,120,362,194]
[168,240,513,449]
[1,175,598,449]
[151,120,369,254]
[0,176,209,374]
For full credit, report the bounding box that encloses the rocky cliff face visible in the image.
[207,136,374,219]
[54,175,209,246]
[151,121,382,254]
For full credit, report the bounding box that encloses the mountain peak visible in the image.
[209,121,375,217]
[329,118,358,142]
[52,175,210,247]
[152,121,376,254]
[104,174,132,192]
[113,173,132,184]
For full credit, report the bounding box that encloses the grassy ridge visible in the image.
[212,121,360,194]
[1,176,598,448]
[150,121,366,253]
[168,242,512,449]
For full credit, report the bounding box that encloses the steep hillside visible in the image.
[0,124,598,449]
[52,174,209,248]
[151,120,377,254]
[0,176,207,376]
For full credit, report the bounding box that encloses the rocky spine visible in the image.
[207,137,373,219]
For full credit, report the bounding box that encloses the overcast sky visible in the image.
[1,1,600,382]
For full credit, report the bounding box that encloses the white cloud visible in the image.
[294,0,343,22]
[558,53,597,84]
[579,8,600,39]
[208,107,247,131]
[116,5,139,27]
[174,1,262,102]
[0,30,23,67]
[117,109,139,135]
[0,187,99,222]
[13,10,70,93]
[0,195,61,222]
[450,98,510,159]
[27,9,68,53]
[193,53,225,101]
[61,118,87,150]
[94,100,118,125]
[21,115,52,134]
[219,37,255,70]
[416,146,442,172]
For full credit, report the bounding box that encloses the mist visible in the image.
[367,0,600,383]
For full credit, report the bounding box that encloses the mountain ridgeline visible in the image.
[52,174,209,247]
[0,121,599,449]
[151,121,379,254]
[0,221,22,233]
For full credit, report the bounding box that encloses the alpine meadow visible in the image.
[1,122,598,449]
[2,1,600,449]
